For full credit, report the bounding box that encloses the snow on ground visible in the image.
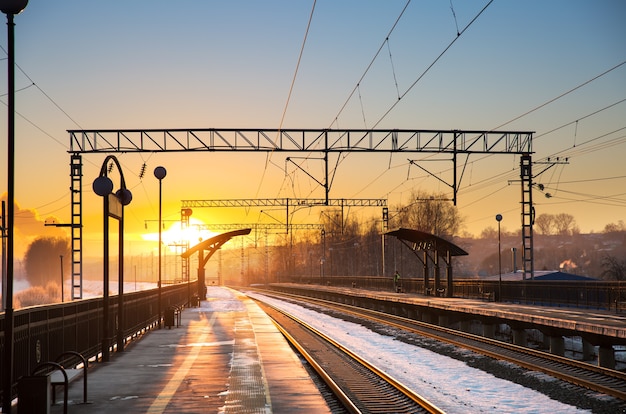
[222,288,590,414]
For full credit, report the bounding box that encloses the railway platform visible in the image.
[48,287,330,414]
[270,283,626,369]
[273,283,626,338]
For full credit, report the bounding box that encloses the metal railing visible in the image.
[295,276,626,311]
[0,282,195,407]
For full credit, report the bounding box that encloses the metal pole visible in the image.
[158,178,162,327]
[1,201,6,312]
[60,255,64,302]
[2,11,18,411]
[117,207,124,352]
[154,167,166,328]
[102,195,110,362]
[498,220,502,301]
[496,214,503,302]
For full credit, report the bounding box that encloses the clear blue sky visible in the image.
[0,1,624,260]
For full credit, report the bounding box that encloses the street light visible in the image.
[154,166,166,328]
[93,156,133,362]
[60,255,64,302]
[1,1,28,411]
[496,214,503,302]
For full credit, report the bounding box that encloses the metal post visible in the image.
[158,177,162,325]
[116,205,124,352]
[154,167,167,328]
[496,214,503,301]
[60,255,64,302]
[102,194,110,361]
[1,3,28,409]
[93,156,132,361]
[1,201,6,312]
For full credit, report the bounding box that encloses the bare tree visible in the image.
[553,213,576,236]
[534,213,555,235]
[391,190,462,237]
[480,226,498,239]
[601,255,626,281]
[604,220,626,233]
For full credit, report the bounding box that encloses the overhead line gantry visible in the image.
[68,128,534,298]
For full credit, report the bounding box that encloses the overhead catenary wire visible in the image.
[325,0,494,199]
[0,45,85,131]
[491,60,626,131]
[256,0,317,201]
[383,91,626,208]
[329,0,412,128]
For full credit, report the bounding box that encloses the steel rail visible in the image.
[271,316,362,414]
[257,288,626,401]
[253,296,445,414]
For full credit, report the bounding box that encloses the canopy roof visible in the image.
[181,228,251,259]
[385,228,468,257]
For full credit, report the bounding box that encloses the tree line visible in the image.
[11,192,626,308]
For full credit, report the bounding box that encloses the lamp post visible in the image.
[60,255,64,302]
[1,1,28,411]
[154,166,166,328]
[93,156,132,362]
[496,214,503,302]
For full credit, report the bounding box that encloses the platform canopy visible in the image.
[181,228,251,259]
[182,228,251,297]
[385,228,467,298]
[385,228,468,257]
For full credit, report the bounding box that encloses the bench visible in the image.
[480,291,495,301]
[32,351,88,414]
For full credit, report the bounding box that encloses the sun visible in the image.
[143,218,218,253]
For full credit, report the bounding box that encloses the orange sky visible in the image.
[0,2,624,278]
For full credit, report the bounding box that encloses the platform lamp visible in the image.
[93,156,133,362]
[154,166,167,328]
[1,1,28,412]
[496,214,503,302]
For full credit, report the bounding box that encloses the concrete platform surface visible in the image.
[47,287,330,414]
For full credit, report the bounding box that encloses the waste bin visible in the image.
[164,307,176,328]
[18,374,51,414]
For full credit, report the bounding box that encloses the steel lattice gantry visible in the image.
[181,198,386,236]
[68,128,534,298]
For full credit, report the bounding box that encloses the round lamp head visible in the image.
[116,188,133,206]
[154,166,167,180]
[93,176,113,196]
[0,0,28,14]
[495,214,503,222]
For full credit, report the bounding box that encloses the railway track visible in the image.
[253,297,445,414]
[251,288,626,402]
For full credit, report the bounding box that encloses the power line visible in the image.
[533,98,626,141]
[370,0,494,130]
[491,60,626,131]
[542,174,626,185]
[258,0,317,201]
[326,1,494,192]
[329,0,412,128]
[1,44,84,130]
